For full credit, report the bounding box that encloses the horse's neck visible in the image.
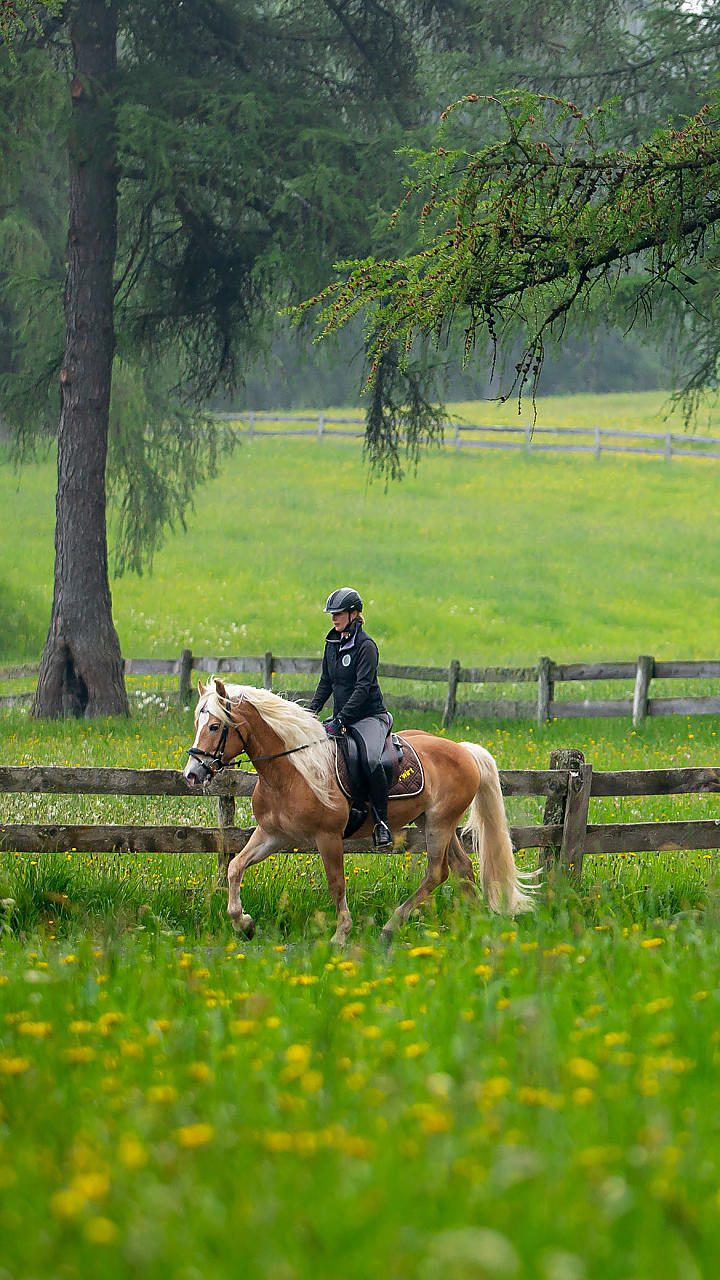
[240,704,296,781]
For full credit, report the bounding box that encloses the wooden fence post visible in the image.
[454,422,461,451]
[248,411,255,437]
[594,425,601,459]
[633,654,655,727]
[263,652,273,690]
[537,656,554,723]
[442,659,461,729]
[217,795,235,884]
[317,413,325,441]
[559,762,593,879]
[541,747,586,869]
[178,649,193,704]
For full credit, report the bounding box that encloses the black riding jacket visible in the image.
[309,623,387,725]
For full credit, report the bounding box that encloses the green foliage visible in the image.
[1,0,467,570]
[0,0,61,56]
[302,91,720,414]
[106,364,236,576]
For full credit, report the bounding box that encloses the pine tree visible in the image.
[1,0,462,715]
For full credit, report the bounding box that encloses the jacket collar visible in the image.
[326,620,362,650]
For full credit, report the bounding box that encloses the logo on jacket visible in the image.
[342,654,351,667]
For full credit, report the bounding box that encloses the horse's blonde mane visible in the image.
[203,680,336,806]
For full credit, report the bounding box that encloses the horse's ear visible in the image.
[197,679,206,696]
[214,678,227,700]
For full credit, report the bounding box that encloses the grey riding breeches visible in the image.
[347,712,393,773]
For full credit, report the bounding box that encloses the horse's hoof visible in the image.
[380,927,394,949]
[233,913,255,939]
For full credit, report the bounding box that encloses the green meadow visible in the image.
[4,389,720,666]
[2,391,720,1279]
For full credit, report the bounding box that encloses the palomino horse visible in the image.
[184,678,537,944]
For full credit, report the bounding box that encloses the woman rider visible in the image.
[309,587,393,848]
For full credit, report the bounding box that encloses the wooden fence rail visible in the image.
[2,753,720,880]
[4,651,720,726]
[212,411,720,462]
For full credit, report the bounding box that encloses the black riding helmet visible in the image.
[323,586,363,614]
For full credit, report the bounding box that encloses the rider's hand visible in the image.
[324,716,346,738]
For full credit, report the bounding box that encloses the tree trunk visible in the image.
[33,0,128,718]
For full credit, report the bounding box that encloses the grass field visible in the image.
[4,390,720,667]
[3,391,720,1278]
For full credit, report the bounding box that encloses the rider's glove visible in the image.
[324,716,346,738]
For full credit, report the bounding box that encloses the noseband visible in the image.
[186,696,325,782]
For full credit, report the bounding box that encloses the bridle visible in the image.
[186,696,326,782]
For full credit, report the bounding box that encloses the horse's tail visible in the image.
[458,742,539,915]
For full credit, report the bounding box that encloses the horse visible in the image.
[183,677,538,944]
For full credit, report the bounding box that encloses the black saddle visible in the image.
[341,731,403,796]
[335,732,403,839]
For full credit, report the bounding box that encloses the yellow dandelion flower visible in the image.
[645,997,673,1014]
[604,1032,629,1047]
[174,1123,215,1148]
[572,1087,594,1105]
[71,1172,110,1201]
[641,938,664,949]
[0,1055,30,1075]
[568,1057,599,1083]
[263,1131,293,1152]
[84,1217,118,1245]
[407,946,438,959]
[118,1135,147,1170]
[339,1002,365,1020]
[17,1021,52,1039]
[404,1042,429,1059]
[285,1044,312,1065]
[188,1062,212,1082]
[147,1085,178,1104]
[62,1046,96,1065]
[51,1188,86,1219]
[474,964,491,979]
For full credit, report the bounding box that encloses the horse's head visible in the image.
[184,678,244,786]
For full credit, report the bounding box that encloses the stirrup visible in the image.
[373,820,393,848]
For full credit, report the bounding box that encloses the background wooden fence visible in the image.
[214,411,720,462]
[2,749,720,880]
[4,651,720,726]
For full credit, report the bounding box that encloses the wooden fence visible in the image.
[214,411,720,462]
[4,652,720,726]
[2,749,720,880]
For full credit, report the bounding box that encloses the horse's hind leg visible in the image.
[448,832,481,901]
[380,818,451,945]
[316,832,353,947]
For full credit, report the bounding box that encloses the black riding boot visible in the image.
[367,765,393,848]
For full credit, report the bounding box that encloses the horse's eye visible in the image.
[208,723,221,732]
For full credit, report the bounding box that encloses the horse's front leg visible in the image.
[227,827,288,938]
[315,832,353,947]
